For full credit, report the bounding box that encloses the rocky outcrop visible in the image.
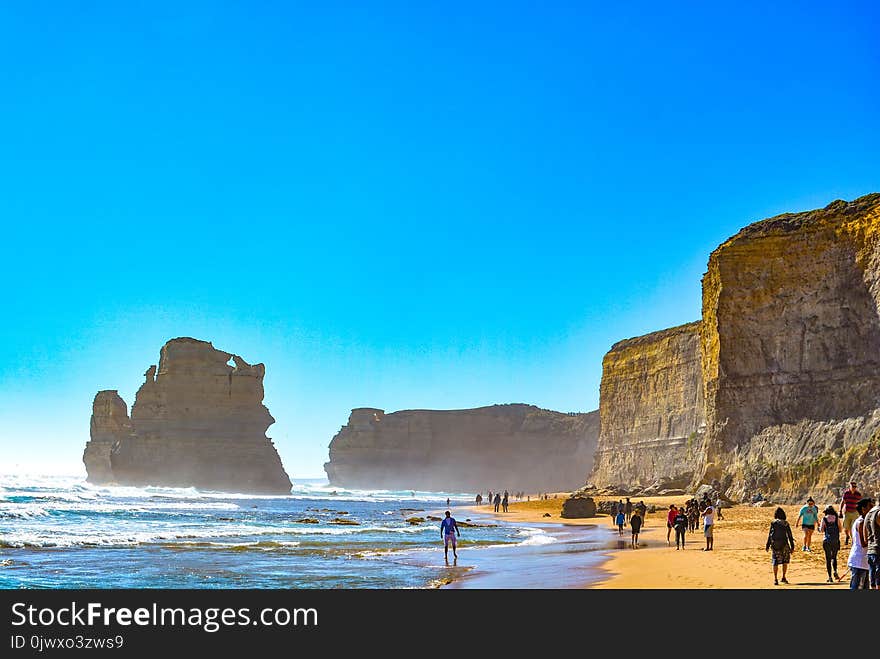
[699,193,880,501]
[324,404,599,492]
[83,390,133,484]
[589,193,880,503]
[86,338,291,494]
[560,488,597,518]
[591,322,705,490]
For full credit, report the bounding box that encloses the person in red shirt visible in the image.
[666,504,678,546]
[840,481,862,546]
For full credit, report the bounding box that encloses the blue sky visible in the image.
[1,2,877,478]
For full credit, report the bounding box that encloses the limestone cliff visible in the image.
[83,390,132,484]
[324,404,599,492]
[86,338,292,494]
[699,193,880,501]
[591,322,705,490]
[589,193,880,503]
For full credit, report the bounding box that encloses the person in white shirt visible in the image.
[846,497,873,589]
[701,504,715,551]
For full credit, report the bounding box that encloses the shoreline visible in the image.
[466,494,853,589]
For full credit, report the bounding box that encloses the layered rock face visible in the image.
[83,390,132,484]
[591,322,705,490]
[86,338,291,494]
[700,194,880,501]
[324,404,599,492]
[590,193,880,502]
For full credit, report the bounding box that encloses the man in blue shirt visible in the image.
[440,510,460,560]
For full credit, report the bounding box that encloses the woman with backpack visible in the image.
[765,507,795,585]
[818,505,841,582]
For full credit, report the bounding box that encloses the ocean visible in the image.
[0,475,611,589]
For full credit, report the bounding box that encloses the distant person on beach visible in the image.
[819,505,841,582]
[701,503,715,551]
[446,498,450,507]
[440,510,460,561]
[493,493,501,512]
[637,501,647,525]
[687,501,699,533]
[846,497,873,589]
[630,509,643,548]
[865,496,880,589]
[666,504,678,545]
[475,493,482,505]
[766,507,795,585]
[673,506,688,549]
[616,499,624,517]
[795,496,819,552]
[615,509,625,535]
[715,497,724,520]
[840,481,862,546]
[502,492,509,513]
[487,491,493,506]
[625,498,632,522]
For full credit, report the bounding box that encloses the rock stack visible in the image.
[84,338,292,494]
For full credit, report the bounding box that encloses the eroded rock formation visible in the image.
[589,193,880,502]
[324,404,599,492]
[591,322,705,490]
[83,390,132,484]
[85,338,291,494]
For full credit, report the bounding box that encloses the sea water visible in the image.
[0,475,607,589]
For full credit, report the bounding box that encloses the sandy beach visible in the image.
[467,494,855,589]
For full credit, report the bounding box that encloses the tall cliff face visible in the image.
[87,338,292,494]
[83,390,132,484]
[324,404,599,492]
[591,322,705,489]
[589,193,880,502]
[699,194,880,500]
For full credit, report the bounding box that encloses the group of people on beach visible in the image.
[765,481,879,589]
[661,494,718,552]
[477,490,511,513]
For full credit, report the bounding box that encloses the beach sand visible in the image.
[467,494,853,589]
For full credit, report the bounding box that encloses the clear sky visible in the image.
[1,2,877,478]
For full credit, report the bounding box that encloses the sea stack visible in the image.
[83,390,133,484]
[85,338,292,494]
[324,404,600,492]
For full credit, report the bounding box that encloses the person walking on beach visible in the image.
[796,496,819,552]
[475,493,482,506]
[818,505,841,583]
[624,498,633,523]
[701,502,715,551]
[493,492,501,513]
[666,504,678,545]
[865,496,880,589]
[687,500,699,533]
[840,481,862,546]
[637,500,647,526]
[440,510,460,561]
[673,506,688,549]
[615,509,626,536]
[766,507,795,585]
[715,497,724,520]
[630,508,643,548]
[501,492,509,513]
[845,497,873,589]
